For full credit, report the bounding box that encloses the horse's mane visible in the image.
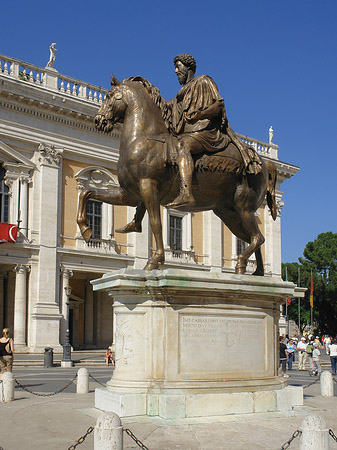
[125,76,172,130]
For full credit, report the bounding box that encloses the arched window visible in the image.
[0,166,9,223]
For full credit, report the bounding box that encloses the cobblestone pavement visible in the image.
[0,353,336,449]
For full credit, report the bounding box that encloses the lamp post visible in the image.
[61,284,73,368]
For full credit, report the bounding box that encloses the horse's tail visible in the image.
[265,160,277,221]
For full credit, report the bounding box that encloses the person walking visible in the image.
[312,343,322,376]
[0,328,14,380]
[296,337,308,371]
[306,338,314,371]
[328,338,337,375]
[287,339,295,371]
[279,336,289,378]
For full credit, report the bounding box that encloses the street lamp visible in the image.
[61,284,73,368]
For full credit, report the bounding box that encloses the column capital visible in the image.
[13,264,30,275]
[38,143,63,168]
[60,265,73,278]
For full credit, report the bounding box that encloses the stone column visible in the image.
[60,267,73,346]
[0,274,4,329]
[85,280,94,347]
[13,264,30,348]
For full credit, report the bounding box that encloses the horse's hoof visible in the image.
[252,269,264,276]
[82,227,92,243]
[116,220,142,234]
[235,265,246,275]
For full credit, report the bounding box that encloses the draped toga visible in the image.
[168,75,230,153]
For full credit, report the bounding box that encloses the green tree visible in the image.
[282,262,311,332]
[282,232,337,335]
[299,232,337,335]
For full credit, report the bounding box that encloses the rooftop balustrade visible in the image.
[0,53,109,105]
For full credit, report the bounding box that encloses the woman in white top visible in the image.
[328,338,337,375]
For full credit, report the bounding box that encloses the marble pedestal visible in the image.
[92,269,303,419]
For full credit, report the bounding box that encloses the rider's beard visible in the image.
[176,67,188,85]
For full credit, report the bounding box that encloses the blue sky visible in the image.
[1,0,336,263]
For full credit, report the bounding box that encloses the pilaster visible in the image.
[203,211,222,272]
[29,143,63,352]
[128,206,150,269]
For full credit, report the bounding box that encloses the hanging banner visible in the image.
[0,223,18,244]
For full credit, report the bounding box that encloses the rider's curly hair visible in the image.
[173,54,196,73]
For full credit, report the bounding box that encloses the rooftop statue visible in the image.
[46,43,57,69]
[269,125,274,144]
[77,54,277,275]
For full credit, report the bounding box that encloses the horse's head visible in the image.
[95,74,127,133]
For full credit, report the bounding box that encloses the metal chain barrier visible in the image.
[15,374,77,397]
[88,373,106,387]
[280,429,302,449]
[329,429,337,443]
[302,377,320,389]
[124,428,151,450]
[68,426,94,450]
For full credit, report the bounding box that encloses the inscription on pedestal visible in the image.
[179,314,266,374]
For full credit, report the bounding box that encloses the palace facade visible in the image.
[0,52,299,352]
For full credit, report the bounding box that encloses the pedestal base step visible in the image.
[95,385,303,419]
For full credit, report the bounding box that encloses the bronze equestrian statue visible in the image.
[77,54,277,275]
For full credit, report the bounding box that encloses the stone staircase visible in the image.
[14,350,107,367]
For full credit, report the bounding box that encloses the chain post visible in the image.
[15,374,77,397]
[280,429,301,449]
[124,428,151,450]
[68,426,94,450]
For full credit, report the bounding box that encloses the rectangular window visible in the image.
[86,200,102,239]
[237,238,248,255]
[0,166,9,223]
[169,215,182,251]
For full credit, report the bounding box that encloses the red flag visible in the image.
[0,223,18,244]
[310,271,314,308]
[287,298,291,306]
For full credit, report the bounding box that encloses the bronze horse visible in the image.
[77,76,277,275]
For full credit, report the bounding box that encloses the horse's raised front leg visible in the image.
[139,178,164,270]
[76,187,137,243]
[77,189,93,243]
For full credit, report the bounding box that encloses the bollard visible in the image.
[94,412,123,450]
[1,372,15,402]
[77,368,89,394]
[320,371,334,397]
[300,414,329,450]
